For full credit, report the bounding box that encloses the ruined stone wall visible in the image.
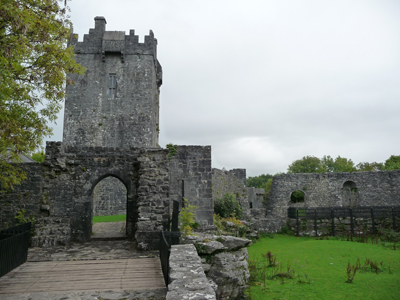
[212,168,249,217]
[0,142,170,249]
[212,168,266,228]
[167,244,217,300]
[63,17,162,149]
[267,170,400,231]
[182,233,251,299]
[0,163,46,230]
[247,187,265,209]
[212,169,247,201]
[93,176,126,216]
[169,146,213,226]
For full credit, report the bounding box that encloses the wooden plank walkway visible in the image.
[0,258,165,295]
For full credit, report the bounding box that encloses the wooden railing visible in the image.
[288,206,400,236]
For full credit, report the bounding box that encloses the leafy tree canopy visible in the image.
[384,155,400,171]
[287,156,325,173]
[0,0,84,190]
[246,173,273,189]
[356,161,385,172]
[321,155,356,172]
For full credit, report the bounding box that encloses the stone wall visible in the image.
[0,142,215,249]
[183,233,251,299]
[167,244,216,300]
[212,168,267,233]
[31,217,71,248]
[63,17,162,149]
[212,168,250,218]
[169,146,213,226]
[0,163,45,230]
[93,176,126,216]
[267,170,400,231]
[0,142,170,249]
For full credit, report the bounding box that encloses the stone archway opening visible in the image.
[290,190,305,206]
[92,176,127,239]
[342,181,358,207]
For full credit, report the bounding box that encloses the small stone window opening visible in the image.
[249,202,253,209]
[290,190,305,204]
[108,74,117,98]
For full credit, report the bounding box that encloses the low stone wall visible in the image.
[166,244,216,300]
[31,217,71,247]
[183,233,251,300]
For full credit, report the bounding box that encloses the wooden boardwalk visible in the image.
[0,258,165,295]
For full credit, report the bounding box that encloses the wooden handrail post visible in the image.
[392,207,396,231]
[314,209,318,237]
[371,208,376,235]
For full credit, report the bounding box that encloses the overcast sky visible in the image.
[45,0,400,177]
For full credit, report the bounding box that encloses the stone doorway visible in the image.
[342,181,359,207]
[289,190,306,207]
[91,176,127,240]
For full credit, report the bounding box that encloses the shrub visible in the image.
[214,214,247,237]
[278,225,292,235]
[214,193,243,219]
[179,198,197,236]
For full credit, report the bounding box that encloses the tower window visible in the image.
[109,74,117,98]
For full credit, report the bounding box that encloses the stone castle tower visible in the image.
[63,16,162,148]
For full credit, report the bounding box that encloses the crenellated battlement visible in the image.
[69,16,158,59]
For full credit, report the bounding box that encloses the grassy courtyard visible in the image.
[246,234,400,300]
[92,214,126,224]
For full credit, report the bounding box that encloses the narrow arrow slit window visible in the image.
[109,73,117,98]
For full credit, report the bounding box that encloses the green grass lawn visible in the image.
[92,214,126,224]
[247,235,400,300]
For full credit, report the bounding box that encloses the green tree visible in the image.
[356,162,384,172]
[246,173,273,188]
[321,155,356,172]
[384,155,400,171]
[287,156,326,173]
[0,0,84,190]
